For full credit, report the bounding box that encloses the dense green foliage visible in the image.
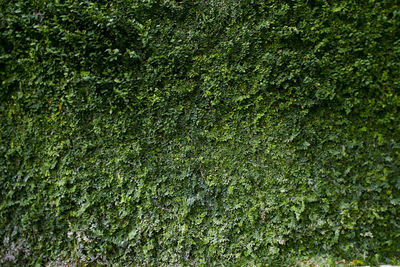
[1,0,400,265]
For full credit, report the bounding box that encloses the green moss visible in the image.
[1,0,399,265]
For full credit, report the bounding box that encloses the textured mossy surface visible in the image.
[1,0,399,265]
